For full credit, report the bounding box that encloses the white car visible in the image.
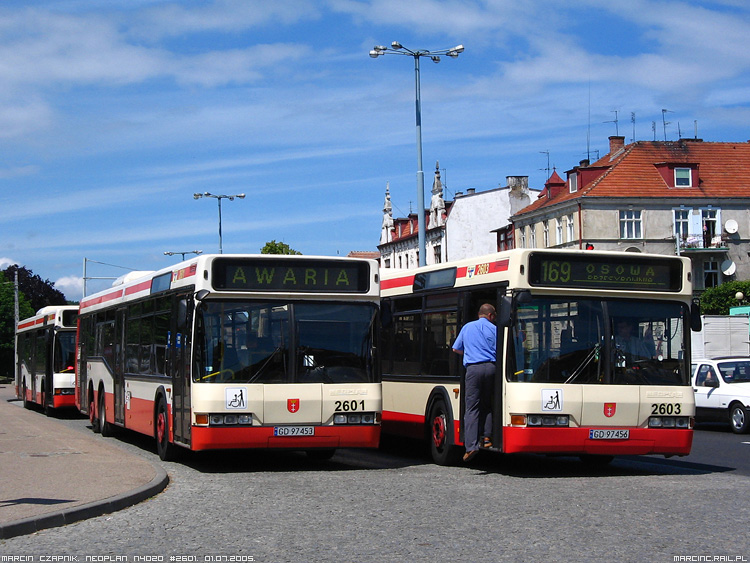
[691,357,750,433]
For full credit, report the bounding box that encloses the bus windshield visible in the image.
[195,300,378,384]
[509,297,690,386]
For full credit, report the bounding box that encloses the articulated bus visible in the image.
[380,249,701,465]
[76,254,381,460]
[16,305,79,414]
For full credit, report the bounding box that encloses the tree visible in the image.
[260,240,302,255]
[2,265,67,312]
[0,272,35,380]
[699,280,750,315]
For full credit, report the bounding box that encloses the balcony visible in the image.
[677,233,728,252]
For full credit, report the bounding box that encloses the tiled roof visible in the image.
[516,140,750,217]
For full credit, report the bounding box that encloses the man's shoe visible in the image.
[483,438,493,448]
[463,450,478,462]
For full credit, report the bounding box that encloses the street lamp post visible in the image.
[164,250,203,261]
[370,41,464,267]
[193,192,245,254]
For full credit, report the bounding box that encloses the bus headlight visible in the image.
[203,413,254,426]
[525,414,569,427]
[649,416,690,428]
[334,412,377,424]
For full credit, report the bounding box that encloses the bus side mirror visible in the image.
[690,298,702,332]
[498,297,512,327]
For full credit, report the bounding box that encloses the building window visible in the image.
[433,245,442,264]
[384,258,391,268]
[568,173,577,193]
[567,214,575,242]
[529,225,537,248]
[543,220,550,248]
[704,259,719,288]
[556,219,563,245]
[619,210,642,239]
[519,227,526,249]
[702,208,720,247]
[675,168,692,187]
[674,209,689,242]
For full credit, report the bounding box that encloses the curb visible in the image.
[0,462,169,540]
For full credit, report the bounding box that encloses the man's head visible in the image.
[478,303,496,321]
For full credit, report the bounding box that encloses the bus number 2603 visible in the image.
[335,400,365,412]
[651,403,682,415]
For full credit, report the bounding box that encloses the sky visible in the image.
[1,0,750,301]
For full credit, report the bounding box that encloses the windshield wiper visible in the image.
[564,343,601,384]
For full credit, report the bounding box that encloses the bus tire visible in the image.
[99,389,113,437]
[89,388,100,433]
[42,381,52,417]
[428,399,462,466]
[22,381,30,409]
[155,396,178,461]
[729,402,750,434]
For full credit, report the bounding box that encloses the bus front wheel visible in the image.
[428,400,462,466]
[99,390,113,437]
[155,396,178,461]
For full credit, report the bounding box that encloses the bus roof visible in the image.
[79,253,380,314]
[381,248,693,299]
[17,305,79,333]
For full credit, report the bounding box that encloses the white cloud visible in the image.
[0,257,17,269]
[55,275,84,301]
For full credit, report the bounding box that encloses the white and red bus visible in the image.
[16,305,79,414]
[76,254,381,460]
[380,249,701,465]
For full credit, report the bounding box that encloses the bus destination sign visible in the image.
[212,258,371,293]
[528,253,682,292]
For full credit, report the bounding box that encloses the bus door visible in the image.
[114,309,126,424]
[171,294,192,446]
[458,287,505,452]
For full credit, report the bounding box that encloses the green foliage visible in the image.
[260,240,302,255]
[0,272,35,379]
[699,280,750,315]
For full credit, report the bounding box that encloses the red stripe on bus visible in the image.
[502,427,692,456]
[381,275,414,290]
[191,425,380,450]
[80,289,123,310]
[173,263,197,281]
[125,280,152,296]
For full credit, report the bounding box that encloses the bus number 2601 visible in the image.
[335,400,365,412]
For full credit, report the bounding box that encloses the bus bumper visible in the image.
[502,427,693,456]
[190,425,381,451]
[52,391,77,409]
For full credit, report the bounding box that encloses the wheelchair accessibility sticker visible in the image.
[542,389,563,412]
[226,387,247,409]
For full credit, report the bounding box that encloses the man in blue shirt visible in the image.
[452,303,497,462]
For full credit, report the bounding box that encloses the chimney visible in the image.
[579,159,590,167]
[609,136,625,154]
[467,188,476,194]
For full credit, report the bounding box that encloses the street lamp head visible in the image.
[454,44,465,53]
[391,41,403,50]
[369,50,382,58]
[431,56,441,63]
[193,193,203,199]
[237,194,246,199]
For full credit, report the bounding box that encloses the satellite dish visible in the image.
[725,219,738,234]
[721,259,736,276]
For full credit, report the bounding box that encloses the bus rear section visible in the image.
[16,306,78,414]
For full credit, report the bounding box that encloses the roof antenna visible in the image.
[603,110,619,136]
[631,112,636,143]
[662,109,673,141]
[539,150,551,177]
